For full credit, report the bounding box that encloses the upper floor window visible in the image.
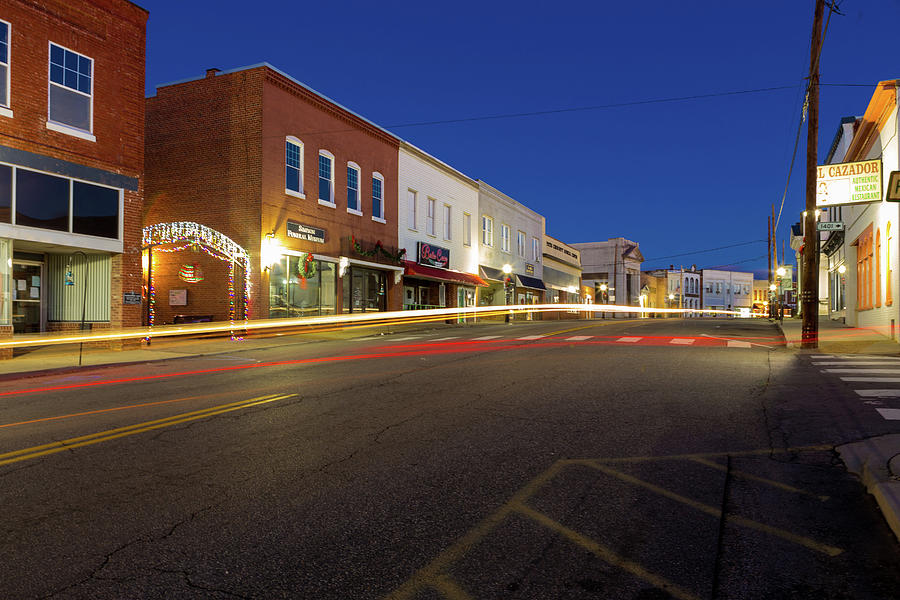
[347,162,360,212]
[532,237,540,262]
[407,190,417,230]
[372,173,384,220]
[318,150,334,205]
[49,43,92,134]
[517,231,526,257]
[285,137,303,197]
[500,224,510,253]
[0,20,9,111]
[426,197,436,235]
[443,204,451,240]
[463,213,472,246]
[482,216,493,246]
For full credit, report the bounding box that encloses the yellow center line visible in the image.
[0,394,295,467]
[512,502,702,600]
[431,575,474,600]
[581,460,843,557]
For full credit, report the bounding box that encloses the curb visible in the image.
[837,434,900,543]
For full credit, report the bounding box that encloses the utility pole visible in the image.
[802,0,824,348]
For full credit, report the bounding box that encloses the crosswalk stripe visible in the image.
[565,336,593,341]
[876,408,900,420]
[813,361,900,366]
[727,340,752,349]
[855,389,900,398]
[617,337,642,343]
[516,335,545,340]
[670,338,695,345]
[431,337,460,341]
[841,377,900,382]
[391,336,421,341]
[471,336,502,341]
[823,369,900,374]
[815,355,900,361]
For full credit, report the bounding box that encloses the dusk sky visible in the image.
[140,0,899,276]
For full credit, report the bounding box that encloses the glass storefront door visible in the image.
[343,267,386,313]
[12,261,43,333]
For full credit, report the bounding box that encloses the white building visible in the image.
[477,181,546,311]
[543,234,582,306]
[398,142,484,310]
[573,238,643,316]
[701,270,753,314]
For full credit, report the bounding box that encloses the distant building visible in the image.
[640,271,667,318]
[543,234,582,319]
[644,266,701,316]
[573,238,643,317]
[0,0,148,341]
[701,270,753,315]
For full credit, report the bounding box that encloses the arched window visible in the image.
[285,136,304,197]
[372,172,385,221]
[318,150,335,206]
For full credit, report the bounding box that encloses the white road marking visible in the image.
[841,377,900,382]
[815,355,900,361]
[565,336,593,341]
[516,335,546,340]
[471,336,502,341]
[814,361,900,366]
[855,389,900,398]
[391,337,422,341]
[701,333,772,349]
[876,408,900,420]
[727,340,752,349]
[617,337,642,343]
[823,369,900,374]
[431,337,460,341]
[670,338,695,345]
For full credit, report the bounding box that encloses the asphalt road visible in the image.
[1,317,899,599]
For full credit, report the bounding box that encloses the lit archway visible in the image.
[142,222,251,340]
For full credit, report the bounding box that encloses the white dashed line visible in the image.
[813,361,900,366]
[617,337,642,343]
[841,377,900,382]
[565,336,593,341]
[670,338,694,345]
[471,336,502,341]
[855,389,900,398]
[727,340,752,349]
[391,337,422,341]
[516,335,546,340]
[823,369,900,374]
[876,408,900,420]
[431,337,460,341]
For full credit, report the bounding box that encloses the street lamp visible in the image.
[776,266,786,321]
[599,282,608,318]
[502,263,512,323]
[668,293,675,318]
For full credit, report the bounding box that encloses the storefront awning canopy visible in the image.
[516,274,547,290]
[480,265,506,282]
[404,261,487,287]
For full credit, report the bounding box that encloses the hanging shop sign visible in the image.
[816,159,882,207]
[887,171,900,202]
[525,263,535,275]
[417,242,450,269]
[286,221,326,244]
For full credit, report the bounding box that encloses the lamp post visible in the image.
[776,266,786,322]
[668,293,675,318]
[66,251,88,366]
[502,263,512,323]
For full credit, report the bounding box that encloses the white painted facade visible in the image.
[701,270,753,313]
[398,143,479,276]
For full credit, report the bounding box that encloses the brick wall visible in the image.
[0,0,147,330]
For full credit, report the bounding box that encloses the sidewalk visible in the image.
[776,316,900,543]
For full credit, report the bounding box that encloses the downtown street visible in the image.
[2,318,900,599]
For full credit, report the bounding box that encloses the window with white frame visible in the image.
[372,173,384,220]
[285,137,303,196]
[0,20,9,110]
[443,204,451,240]
[426,197,436,235]
[463,213,472,246]
[347,162,360,212]
[532,237,540,261]
[407,189,417,230]
[482,216,493,246]
[318,151,334,205]
[517,231,525,257]
[49,43,92,133]
[500,224,510,253]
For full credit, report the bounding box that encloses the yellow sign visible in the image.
[816,159,882,207]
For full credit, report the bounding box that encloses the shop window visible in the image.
[856,225,873,310]
[347,162,360,212]
[318,150,334,206]
[0,20,9,112]
[268,255,336,318]
[482,215,492,246]
[16,169,68,231]
[0,164,10,222]
[48,43,92,135]
[500,224,510,253]
[517,231,525,257]
[427,198,436,236]
[532,237,540,262]
[372,172,384,221]
[73,181,119,239]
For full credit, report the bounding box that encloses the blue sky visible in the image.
[140,0,900,276]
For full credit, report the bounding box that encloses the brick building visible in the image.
[0,0,147,338]
[144,64,402,325]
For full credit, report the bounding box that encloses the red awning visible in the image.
[403,260,488,287]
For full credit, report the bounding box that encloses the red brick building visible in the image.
[145,64,403,324]
[0,0,147,338]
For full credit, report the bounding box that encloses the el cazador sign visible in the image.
[816,159,882,207]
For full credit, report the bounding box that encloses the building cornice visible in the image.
[844,80,898,162]
[400,143,477,190]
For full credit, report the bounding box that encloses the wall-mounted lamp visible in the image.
[261,232,281,271]
[339,256,349,278]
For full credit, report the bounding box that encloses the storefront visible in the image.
[268,253,337,318]
[478,265,545,319]
[402,242,485,310]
